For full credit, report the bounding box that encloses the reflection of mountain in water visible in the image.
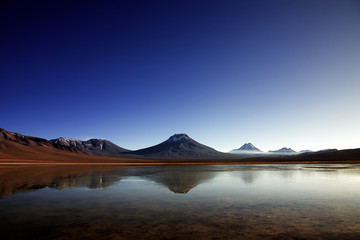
[0,165,219,197]
[0,166,122,198]
[142,166,217,194]
[229,170,261,184]
[4,164,360,197]
[48,172,120,190]
[0,165,313,197]
[239,171,259,184]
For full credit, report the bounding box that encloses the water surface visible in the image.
[1,164,360,239]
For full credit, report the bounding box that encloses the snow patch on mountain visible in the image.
[169,134,189,142]
[229,143,262,154]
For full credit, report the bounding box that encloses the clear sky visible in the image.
[1,0,360,152]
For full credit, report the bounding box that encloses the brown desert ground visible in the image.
[1,136,360,166]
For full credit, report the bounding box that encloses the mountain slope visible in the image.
[269,147,297,154]
[50,138,130,157]
[0,128,80,153]
[0,128,87,161]
[0,128,138,163]
[126,134,229,159]
[230,143,262,154]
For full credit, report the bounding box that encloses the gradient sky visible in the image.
[1,0,360,152]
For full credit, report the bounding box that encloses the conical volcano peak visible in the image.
[238,143,261,151]
[127,133,224,159]
[242,143,255,148]
[229,142,262,154]
[169,133,189,142]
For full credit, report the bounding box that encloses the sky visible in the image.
[1,0,360,152]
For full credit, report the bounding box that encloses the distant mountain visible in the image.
[299,150,313,153]
[50,137,130,157]
[229,143,262,154]
[299,149,339,156]
[269,147,297,154]
[126,134,228,159]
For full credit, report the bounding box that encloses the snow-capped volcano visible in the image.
[238,143,261,151]
[229,143,262,154]
[126,133,228,159]
[169,134,189,142]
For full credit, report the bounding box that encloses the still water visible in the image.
[1,164,360,239]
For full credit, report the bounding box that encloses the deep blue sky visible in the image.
[1,0,360,152]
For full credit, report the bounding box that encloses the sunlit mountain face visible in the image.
[50,137,130,156]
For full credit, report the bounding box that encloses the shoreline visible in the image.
[1,160,360,166]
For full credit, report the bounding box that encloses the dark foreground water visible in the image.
[1,164,360,240]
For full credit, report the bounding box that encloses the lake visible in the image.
[1,164,360,239]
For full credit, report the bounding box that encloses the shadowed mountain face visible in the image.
[50,138,130,157]
[126,134,229,159]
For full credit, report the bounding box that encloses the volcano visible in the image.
[230,143,262,154]
[126,134,228,159]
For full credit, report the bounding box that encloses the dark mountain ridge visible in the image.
[125,134,230,159]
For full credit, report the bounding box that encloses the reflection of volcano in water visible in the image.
[0,166,122,198]
[0,165,221,197]
[227,169,261,184]
[143,166,216,194]
[238,171,259,184]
